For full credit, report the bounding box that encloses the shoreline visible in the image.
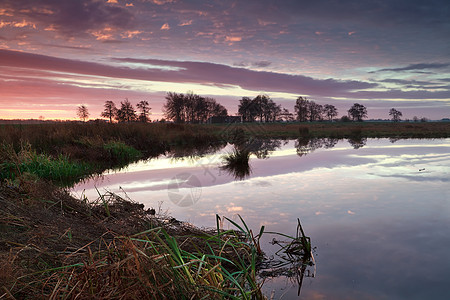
[1,121,448,298]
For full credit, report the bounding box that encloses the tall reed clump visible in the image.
[33,214,266,299]
[0,142,90,185]
[220,148,252,180]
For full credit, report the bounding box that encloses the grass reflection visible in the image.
[220,147,252,180]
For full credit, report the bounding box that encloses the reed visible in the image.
[1,174,310,299]
[220,148,252,180]
[11,213,267,299]
[0,142,91,185]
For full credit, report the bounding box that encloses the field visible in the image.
[210,121,450,138]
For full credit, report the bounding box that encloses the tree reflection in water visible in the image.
[221,128,287,180]
[221,135,367,180]
[347,136,367,149]
[221,128,286,180]
[295,137,340,157]
[167,141,227,162]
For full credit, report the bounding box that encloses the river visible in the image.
[73,138,450,299]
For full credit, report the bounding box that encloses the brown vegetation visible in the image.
[210,121,450,139]
[0,120,447,298]
[0,179,265,299]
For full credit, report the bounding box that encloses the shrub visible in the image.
[103,141,142,163]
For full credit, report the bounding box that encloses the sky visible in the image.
[0,0,449,120]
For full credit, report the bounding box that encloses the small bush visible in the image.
[103,141,141,163]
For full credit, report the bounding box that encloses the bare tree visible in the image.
[116,99,137,122]
[308,101,323,122]
[238,97,258,122]
[323,104,338,121]
[137,100,151,122]
[77,105,90,122]
[280,108,295,122]
[101,100,117,123]
[389,108,402,122]
[294,96,309,122]
[163,92,186,123]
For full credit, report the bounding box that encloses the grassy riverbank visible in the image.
[0,122,297,299]
[0,179,272,299]
[1,121,448,160]
[210,121,450,139]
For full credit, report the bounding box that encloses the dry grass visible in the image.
[0,122,448,165]
[0,178,268,299]
[211,121,450,139]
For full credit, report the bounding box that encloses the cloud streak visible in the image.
[0,49,376,97]
[0,0,449,119]
[2,49,449,105]
[372,63,450,73]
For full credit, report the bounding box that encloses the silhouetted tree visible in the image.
[101,100,117,123]
[265,100,282,122]
[137,100,151,122]
[206,97,228,121]
[238,95,281,123]
[323,104,338,121]
[163,92,185,123]
[184,92,198,123]
[238,97,258,122]
[77,105,89,122]
[308,101,323,122]
[116,99,137,122]
[163,92,227,123]
[294,96,309,122]
[280,108,295,122]
[253,95,264,122]
[389,108,402,122]
[348,103,367,121]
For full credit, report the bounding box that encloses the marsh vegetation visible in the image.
[1,121,449,298]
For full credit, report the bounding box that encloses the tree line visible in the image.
[81,99,152,123]
[78,92,405,123]
[162,92,227,123]
[237,95,369,123]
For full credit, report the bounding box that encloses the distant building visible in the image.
[207,116,242,124]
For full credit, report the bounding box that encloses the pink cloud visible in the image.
[160,23,170,30]
[0,49,377,97]
[1,49,449,111]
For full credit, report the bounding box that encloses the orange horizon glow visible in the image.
[0,1,449,120]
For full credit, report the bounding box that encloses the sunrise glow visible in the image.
[0,0,449,120]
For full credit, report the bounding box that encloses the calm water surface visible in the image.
[73,138,450,299]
